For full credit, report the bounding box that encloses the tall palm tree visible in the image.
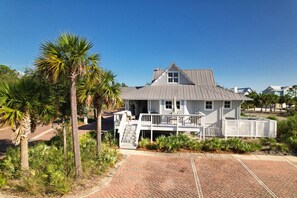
[35,33,99,177]
[0,78,54,170]
[78,68,121,155]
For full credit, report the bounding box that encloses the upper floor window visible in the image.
[168,71,179,83]
[224,101,231,109]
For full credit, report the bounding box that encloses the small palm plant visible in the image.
[0,78,54,170]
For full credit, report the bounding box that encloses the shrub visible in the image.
[259,137,277,146]
[0,130,118,196]
[138,138,151,149]
[156,135,182,152]
[277,115,297,140]
[267,116,278,121]
[284,136,297,152]
[188,140,202,151]
[270,143,289,153]
[201,138,222,151]
[103,131,118,147]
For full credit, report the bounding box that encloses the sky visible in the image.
[0,0,297,92]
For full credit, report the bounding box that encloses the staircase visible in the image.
[120,123,138,149]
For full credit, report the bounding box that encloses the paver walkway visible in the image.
[88,150,297,198]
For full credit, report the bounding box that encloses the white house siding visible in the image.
[150,100,159,113]
[223,101,241,119]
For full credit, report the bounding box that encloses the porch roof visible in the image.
[121,84,252,101]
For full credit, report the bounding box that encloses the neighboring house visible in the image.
[262,86,291,96]
[115,64,276,149]
[230,87,254,95]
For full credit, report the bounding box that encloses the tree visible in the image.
[78,68,121,155]
[270,94,279,112]
[256,93,264,112]
[0,76,54,170]
[288,85,297,99]
[247,91,258,111]
[0,65,20,83]
[35,33,99,177]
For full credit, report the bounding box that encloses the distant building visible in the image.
[262,86,291,96]
[230,87,254,95]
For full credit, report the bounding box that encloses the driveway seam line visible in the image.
[237,159,278,198]
[0,127,9,131]
[190,157,203,198]
[284,158,297,169]
[29,128,55,142]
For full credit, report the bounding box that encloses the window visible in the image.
[205,101,213,110]
[165,101,172,109]
[176,101,181,109]
[224,101,231,109]
[165,100,181,110]
[168,71,179,83]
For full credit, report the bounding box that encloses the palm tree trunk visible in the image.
[70,77,82,178]
[19,113,31,170]
[96,105,102,155]
[20,136,29,170]
[63,122,67,155]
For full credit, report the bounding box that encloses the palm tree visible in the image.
[247,91,258,111]
[0,78,54,170]
[270,94,279,112]
[35,33,99,177]
[78,68,121,155]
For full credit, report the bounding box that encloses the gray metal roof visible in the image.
[153,69,215,86]
[121,84,252,101]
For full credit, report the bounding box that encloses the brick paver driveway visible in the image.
[89,153,297,198]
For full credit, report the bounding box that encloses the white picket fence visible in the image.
[222,118,277,138]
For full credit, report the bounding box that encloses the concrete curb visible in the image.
[119,149,297,163]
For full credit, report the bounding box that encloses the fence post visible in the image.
[250,121,253,138]
[237,120,240,137]
[255,121,258,137]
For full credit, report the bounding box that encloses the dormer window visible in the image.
[168,71,179,83]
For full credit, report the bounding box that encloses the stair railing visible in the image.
[118,112,127,148]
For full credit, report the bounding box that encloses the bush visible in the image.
[188,141,202,151]
[156,135,182,152]
[259,137,277,146]
[0,130,118,196]
[103,131,118,147]
[270,143,289,153]
[267,116,278,121]
[277,114,297,140]
[138,138,151,149]
[201,138,222,151]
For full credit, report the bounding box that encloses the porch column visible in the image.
[125,100,129,110]
[147,100,152,113]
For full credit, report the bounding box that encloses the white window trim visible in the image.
[223,101,232,109]
[167,71,179,84]
[165,101,172,110]
[204,101,214,111]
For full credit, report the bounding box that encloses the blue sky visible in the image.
[1,0,297,92]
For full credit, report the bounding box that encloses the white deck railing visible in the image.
[222,118,277,138]
[114,111,206,140]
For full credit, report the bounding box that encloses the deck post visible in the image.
[176,115,179,136]
[150,115,153,143]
